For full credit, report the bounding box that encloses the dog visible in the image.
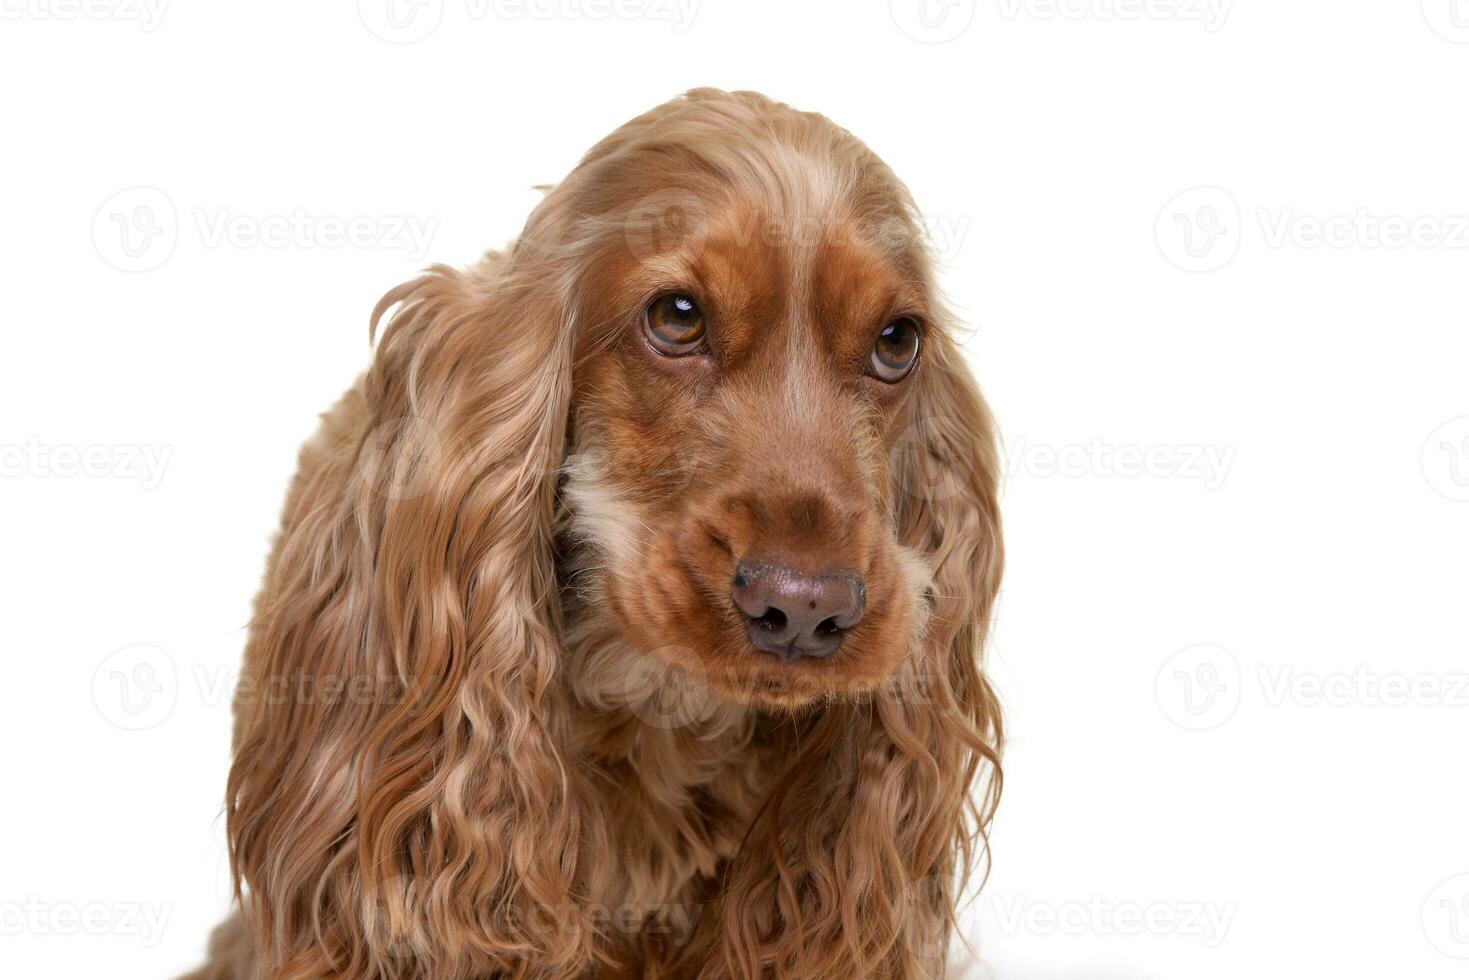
[186,88,1004,980]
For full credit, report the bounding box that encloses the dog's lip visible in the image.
[742,632,849,666]
[780,649,837,666]
[765,644,830,665]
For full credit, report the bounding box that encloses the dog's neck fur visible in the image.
[558,588,800,960]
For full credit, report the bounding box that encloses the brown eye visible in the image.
[644,293,706,355]
[870,317,921,382]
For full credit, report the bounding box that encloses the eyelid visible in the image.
[883,310,926,332]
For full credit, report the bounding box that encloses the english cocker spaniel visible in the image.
[187,88,1004,980]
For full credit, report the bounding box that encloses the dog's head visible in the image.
[541,90,999,707]
[228,89,1003,979]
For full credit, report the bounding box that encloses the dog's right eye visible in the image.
[644,294,707,355]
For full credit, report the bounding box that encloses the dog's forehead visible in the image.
[683,201,925,360]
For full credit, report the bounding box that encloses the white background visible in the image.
[2,1,1467,977]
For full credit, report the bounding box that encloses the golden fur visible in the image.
[186,89,1004,980]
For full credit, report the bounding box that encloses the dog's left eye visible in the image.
[869,317,921,382]
[644,294,707,355]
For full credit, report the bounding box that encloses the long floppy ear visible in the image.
[225,254,590,979]
[704,325,1004,979]
[894,323,1006,864]
[833,326,1006,977]
[886,323,1006,973]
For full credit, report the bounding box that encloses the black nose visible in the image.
[731,560,866,662]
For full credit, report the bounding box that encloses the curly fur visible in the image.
[185,89,1003,980]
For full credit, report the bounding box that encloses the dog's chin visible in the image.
[625,624,914,714]
[718,650,904,711]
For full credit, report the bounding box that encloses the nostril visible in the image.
[754,608,787,634]
[813,616,841,638]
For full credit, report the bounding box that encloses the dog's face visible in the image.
[563,178,937,708]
